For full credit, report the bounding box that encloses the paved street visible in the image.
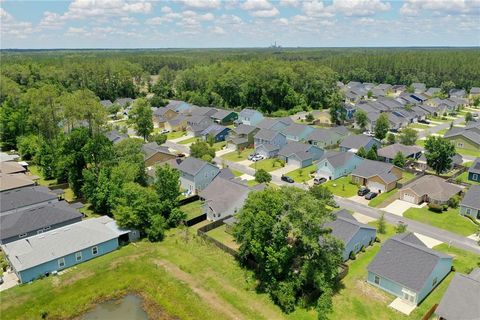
[417,115,465,138]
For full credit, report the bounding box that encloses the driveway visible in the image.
[237,159,254,167]
[216,148,235,157]
[383,200,424,216]
[270,164,298,177]
[0,269,19,292]
[353,212,376,224]
[169,134,193,143]
[389,297,416,315]
[414,233,443,248]
[349,195,370,206]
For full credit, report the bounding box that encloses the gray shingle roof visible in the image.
[212,109,235,120]
[281,123,311,137]
[469,158,480,175]
[368,232,451,292]
[340,135,378,150]
[307,128,337,142]
[105,130,128,144]
[325,210,376,245]
[1,186,58,213]
[377,143,423,160]
[435,269,480,320]
[141,142,172,160]
[233,124,257,135]
[401,175,463,202]
[278,141,311,157]
[321,151,360,169]
[461,185,480,210]
[352,159,401,184]
[201,124,228,136]
[177,157,218,176]
[0,201,83,241]
[199,177,250,214]
[254,129,283,141]
[239,108,259,117]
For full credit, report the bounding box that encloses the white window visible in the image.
[58,258,65,268]
[92,246,98,255]
[75,252,82,262]
[18,233,27,238]
[473,174,478,180]
[457,142,463,147]
[374,275,380,285]
[466,208,471,215]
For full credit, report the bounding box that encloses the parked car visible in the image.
[160,129,170,134]
[281,175,294,183]
[363,131,375,137]
[248,153,259,161]
[314,177,327,185]
[251,155,264,162]
[364,192,378,200]
[389,128,399,133]
[418,119,430,124]
[473,113,479,118]
[357,186,370,196]
[176,153,186,158]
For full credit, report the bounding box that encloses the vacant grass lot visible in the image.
[166,131,187,140]
[181,200,204,220]
[324,176,358,198]
[221,148,254,162]
[403,207,478,236]
[249,159,284,172]
[287,164,317,183]
[207,225,239,250]
[178,137,199,145]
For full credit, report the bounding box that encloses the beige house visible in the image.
[399,175,462,205]
[141,142,177,167]
[351,160,403,193]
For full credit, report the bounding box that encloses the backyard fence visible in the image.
[396,172,425,188]
[185,213,206,227]
[197,216,238,257]
[178,195,200,206]
[422,304,438,320]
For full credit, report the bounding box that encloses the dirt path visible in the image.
[154,259,246,320]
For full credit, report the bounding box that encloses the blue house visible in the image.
[281,123,315,142]
[326,210,377,261]
[367,233,452,306]
[339,135,381,153]
[238,108,264,126]
[201,124,231,142]
[254,129,287,158]
[467,158,480,182]
[177,157,220,195]
[256,117,293,132]
[166,100,192,113]
[278,142,324,168]
[1,216,138,283]
[459,185,480,220]
[316,151,364,180]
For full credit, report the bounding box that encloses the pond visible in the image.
[81,294,148,320]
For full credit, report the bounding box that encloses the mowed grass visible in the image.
[178,137,200,145]
[455,171,480,185]
[287,164,317,183]
[368,189,397,208]
[207,225,239,250]
[455,147,480,158]
[180,200,204,220]
[166,131,187,140]
[403,207,478,236]
[28,165,57,186]
[398,171,416,184]
[249,159,284,172]
[221,148,254,162]
[409,123,430,130]
[324,176,358,198]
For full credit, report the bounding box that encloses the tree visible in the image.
[395,222,407,234]
[306,113,314,123]
[354,109,368,131]
[149,95,168,108]
[255,169,271,183]
[387,133,396,145]
[465,112,474,122]
[393,151,406,168]
[190,140,215,159]
[61,127,91,196]
[233,187,343,314]
[374,113,390,140]
[309,184,335,207]
[61,89,107,135]
[377,214,386,234]
[207,134,215,147]
[424,136,456,174]
[0,98,29,149]
[366,147,377,160]
[154,164,186,227]
[148,133,167,145]
[356,146,367,158]
[128,98,153,141]
[329,91,346,124]
[17,134,41,161]
[441,81,455,95]
[398,127,418,145]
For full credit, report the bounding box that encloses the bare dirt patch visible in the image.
[355,280,390,304]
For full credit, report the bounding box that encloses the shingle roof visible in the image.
[168,114,187,126]
[278,141,311,157]
[0,201,83,241]
[367,232,451,292]
[254,128,283,141]
[114,98,134,107]
[212,109,235,120]
[105,130,128,144]
[402,175,462,202]
[239,108,259,117]
[461,185,480,210]
[325,210,376,245]
[377,143,423,160]
[100,100,113,107]
[469,158,480,175]
[470,87,480,94]
[340,135,378,150]
[233,124,257,135]
[199,177,251,214]
[0,152,19,162]
[201,124,228,137]
[352,159,401,184]
[1,186,58,213]
[177,157,218,176]
[321,151,361,169]
[141,142,172,160]
[281,123,312,137]
[0,173,36,191]
[435,269,480,320]
[0,161,26,174]
[1,216,127,271]
[307,128,337,142]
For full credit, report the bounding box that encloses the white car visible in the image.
[363,131,375,137]
[160,129,170,134]
[252,155,265,162]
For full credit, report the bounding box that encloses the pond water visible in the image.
[81,294,149,320]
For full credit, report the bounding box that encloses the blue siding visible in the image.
[460,205,480,219]
[239,111,263,126]
[468,172,480,182]
[417,257,452,303]
[213,128,231,142]
[343,227,376,261]
[193,165,220,191]
[18,238,119,283]
[367,271,406,299]
[317,154,364,180]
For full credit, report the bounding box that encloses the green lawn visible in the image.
[409,123,430,130]
[324,176,358,198]
[463,161,473,167]
[415,140,425,147]
[456,147,480,158]
[221,148,254,162]
[79,204,102,219]
[63,188,75,202]
[403,207,478,236]
[249,158,284,172]
[180,200,204,220]
[166,131,186,140]
[287,164,317,183]
[207,225,239,250]
[455,171,480,185]
[28,165,57,186]
[436,128,448,136]
[212,141,227,151]
[247,180,260,187]
[178,137,200,145]
[230,169,243,177]
[368,189,398,208]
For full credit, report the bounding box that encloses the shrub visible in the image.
[448,195,461,208]
[349,251,356,260]
[428,203,444,212]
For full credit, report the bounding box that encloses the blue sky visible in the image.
[1,0,479,49]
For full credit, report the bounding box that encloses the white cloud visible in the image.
[66,27,86,34]
[302,1,334,17]
[161,6,173,13]
[211,26,226,34]
[241,0,273,10]
[251,7,279,17]
[280,0,300,7]
[39,11,64,29]
[63,0,152,20]
[177,0,221,9]
[0,8,34,39]
[275,17,289,25]
[332,0,391,16]
[401,0,480,16]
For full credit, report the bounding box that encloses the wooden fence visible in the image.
[422,303,438,320]
[178,195,200,206]
[186,213,206,227]
[197,216,239,257]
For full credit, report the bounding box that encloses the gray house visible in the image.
[106,130,129,144]
[0,201,83,244]
[0,185,59,215]
[459,185,480,220]
[368,232,452,306]
[435,268,480,320]
[238,108,264,126]
[254,129,287,158]
[377,143,423,163]
[278,141,324,168]
[325,210,377,261]
[339,135,381,153]
[177,157,220,195]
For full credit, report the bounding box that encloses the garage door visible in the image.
[367,181,385,193]
[402,193,416,204]
[288,158,302,168]
[226,143,237,151]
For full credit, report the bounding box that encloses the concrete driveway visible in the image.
[215,148,235,157]
[0,269,19,292]
[271,164,299,177]
[383,200,424,216]
[353,212,376,224]
[349,195,370,206]
[414,233,443,248]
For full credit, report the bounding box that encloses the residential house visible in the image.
[412,83,426,93]
[0,173,36,192]
[444,121,480,151]
[211,109,238,125]
[470,87,480,98]
[0,201,83,244]
[449,89,467,99]
[339,135,381,153]
[226,124,259,150]
[377,143,423,163]
[152,107,178,128]
[392,85,407,96]
[0,152,19,162]
[367,232,452,306]
[254,129,287,158]
[316,151,364,180]
[425,87,441,97]
[435,268,480,320]
[141,142,177,167]
[256,117,293,132]
[399,175,462,205]
[325,210,377,261]
[277,141,324,168]
[238,108,264,126]
[307,128,344,148]
[100,100,113,108]
[1,216,138,283]
[0,185,59,215]
[165,100,192,113]
[467,157,480,182]
[459,185,480,220]
[310,110,332,125]
[177,157,220,195]
[415,153,463,172]
[164,114,188,132]
[186,115,214,137]
[114,98,134,108]
[199,176,263,221]
[410,93,429,104]
[0,161,26,174]
[201,124,231,143]
[105,130,128,144]
[188,106,218,117]
[281,123,315,142]
[351,160,403,193]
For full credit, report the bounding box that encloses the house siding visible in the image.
[16,238,119,283]
[468,171,480,182]
[239,112,263,126]
[254,133,287,150]
[444,136,479,150]
[342,227,376,261]
[317,155,364,180]
[145,152,177,167]
[417,257,452,304]
[460,205,480,220]
[192,166,220,193]
[367,271,408,300]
